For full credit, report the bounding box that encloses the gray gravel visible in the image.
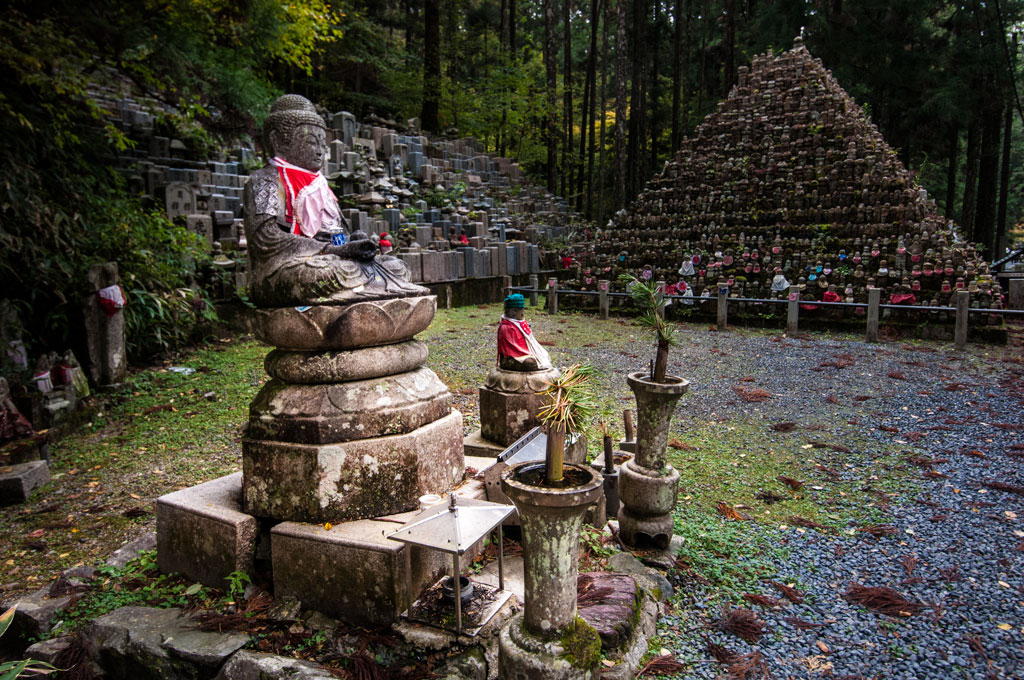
[428,309,1023,679]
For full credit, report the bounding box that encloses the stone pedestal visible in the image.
[617,372,688,549]
[242,296,465,522]
[498,462,603,680]
[470,366,560,456]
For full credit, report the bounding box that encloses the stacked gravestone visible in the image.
[594,37,997,313]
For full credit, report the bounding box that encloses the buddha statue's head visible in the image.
[263,95,327,172]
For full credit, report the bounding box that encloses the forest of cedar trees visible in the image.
[1,0,1023,354]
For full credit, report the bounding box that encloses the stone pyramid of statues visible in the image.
[598,37,1001,311]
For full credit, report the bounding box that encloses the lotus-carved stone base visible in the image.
[253,295,436,350]
[242,410,465,522]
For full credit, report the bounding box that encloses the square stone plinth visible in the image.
[156,472,259,589]
[463,429,505,458]
[0,460,49,506]
[271,516,449,626]
[478,388,545,447]
[243,410,465,523]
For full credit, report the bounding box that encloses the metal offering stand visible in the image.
[387,495,515,635]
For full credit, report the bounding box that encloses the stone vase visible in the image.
[498,462,604,680]
[617,372,689,549]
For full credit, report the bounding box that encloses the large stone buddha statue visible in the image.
[243,94,426,307]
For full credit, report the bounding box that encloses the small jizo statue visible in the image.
[496,294,552,372]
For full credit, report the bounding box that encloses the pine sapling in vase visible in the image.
[619,274,677,383]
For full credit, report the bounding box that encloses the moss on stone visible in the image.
[559,616,602,671]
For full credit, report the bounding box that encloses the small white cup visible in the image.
[419,494,443,511]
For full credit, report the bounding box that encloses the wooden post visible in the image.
[528,274,539,307]
[502,275,512,297]
[786,285,799,333]
[655,280,666,320]
[598,280,610,319]
[717,286,728,330]
[547,277,558,315]
[955,289,969,349]
[866,287,881,342]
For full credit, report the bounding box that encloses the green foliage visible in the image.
[47,551,225,638]
[537,363,598,436]
[558,617,602,671]
[224,570,252,600]
[0,0,342,361]
[0,607,58,679]
[618,275,677,348]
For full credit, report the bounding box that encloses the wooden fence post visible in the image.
[955,289,969,349]
[866,287,881,342]
[547,277,558,315]
[599,280,610,320]
[528,274,539,307]
[787,285,799,333]
[717,285,728,330]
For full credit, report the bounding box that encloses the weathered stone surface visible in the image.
[253,296,436,350]
[84,262,127,386]
[6,586,72,642]
[575,573,639,650]
[498,612,598,680]
[463,429,505,458]
[215,651,337,680]
[483,366,559,394]
[243,409,465,522]
[0,460,49,505]
[106,531,157,568]
[157,473,259,588]
[501,463,604,639]
[606,551,673,602]
[264,340,428,384]
[82,606,248,680]
[479,388,546,447]
[439,645,488,680]
[271,514,448,626]
[247,367,451,444]
[25,636,73,664]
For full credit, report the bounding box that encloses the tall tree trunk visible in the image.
[997,101,1013,256]
[596,0,611,224]
[945,126,958,219]
[671,0,684,151]
[961,117,981,239]
[724,0,736,93]
[545,0,559,192]
[562,0,573,199]
[614,0,628,211]
[509,0,517,53]
[697,0,708,117]
[627,0,645,200]
[421,0,441,132]
[975,95,1002,254]
[578,0,600,212]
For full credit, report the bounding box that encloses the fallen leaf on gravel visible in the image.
[816,640,830,654]
[733,385,772,402]
[712,606,766,643]
[843,583,927,616]
[771,422,797,432]
[998,623,1012,630]
[668,438,694,451]
[716,501,749,521]
[777,475,804,490]
[879,425,899,433]
[768,580,805,604]
[888,371,906,380]
[784,616,824,629]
